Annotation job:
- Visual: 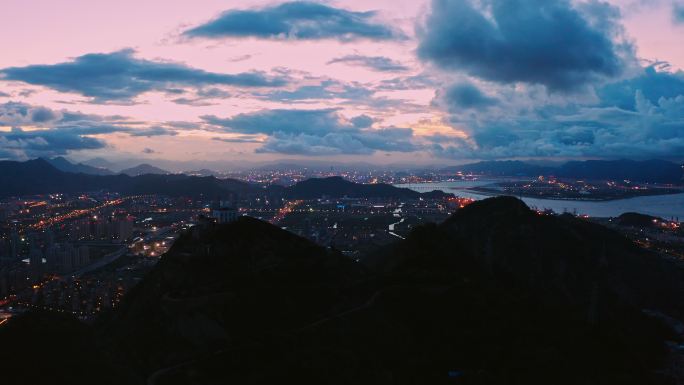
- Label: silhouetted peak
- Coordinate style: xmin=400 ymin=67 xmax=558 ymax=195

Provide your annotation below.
xmin=617 ymin=212 xmax=662 ymax=227
xmin=446 ymin=195 xmax=532 ymax=225
xmin=27 ymin=157 xmax=58 ymax=168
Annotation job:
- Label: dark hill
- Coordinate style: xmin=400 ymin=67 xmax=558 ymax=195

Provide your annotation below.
xmin=440 ymin=197 xmax=684 ymax=316
xmin=617 ymin=212 xmax=663 ymax=227
xmin=284 ymin=176 xmax=451 ymax=199
xmin=0 ymin=159 xmax=256 ymax=198
xmin=103 ymin=216 xmax=365 ymax=374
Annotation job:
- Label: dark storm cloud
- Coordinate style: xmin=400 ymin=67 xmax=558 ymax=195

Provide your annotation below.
xmin=327 ymin=55 xmax=409 ymax=72
xmin=598 ymin=65 xmax=684 ymax=110
xmin=202 ymin=109 xmax=416 ymax=155
xmin=0 ymin=49 xmax=287 ymax=103
xmin=0 ymin=102 xmax=181 ymax=159
xmin=183 ymin=2 xmax=403 ymax=41
xmin=350 ymin=114 xmax=374 ymax=128
xmin=417 ymin=0 xmax=628 ymax=91
xmin=0 ymin=127 xmax=106 ymax=159
xmin=442 ymin=82 xmax=499 ymax=109
xmin=430 ymin=78 xmax=684 ymax=160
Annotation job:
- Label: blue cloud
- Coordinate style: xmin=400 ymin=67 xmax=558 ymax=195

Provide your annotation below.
xmin=377 ymin=74 xmax=438 ymax=91
xmin=431 ymin=85 xmax=684 ymax=160
xmin=212 ymin=136 xmax=263 ymax=144
xmin=350 ymin=114 xmax=374 ymax=128
xmin=0 ymin=50 xmax=286 ymax=103
xmin=442 ymin=82 xmax=498 ymax=109
xmin=598 ymin=65 xmax=684 ymax=110
xmin=261 ymin=80 xmax=373 ymax=102
xmin=675 ymin=3 xmax=684 ymax=23
xmin=327 ymin=55 xmax=409 ymax=72
xmin=203 ymin=109 xmax=416 ymax=155
xmin=0 ymin=127 xmax=106 ymax=159
xmin=0 ymin=102 xmax=57 ymax=125
xmin=417 ymin=0 xmax=628 ymax=91
xmin=0 ymin=102 xmax=179 ymax=159
xmin=203 ymin=108 xmax=350 ymax=136
xmin=128 ymin=126 xmax=178 ymax=137
xmin=184 ymin=2 xmax=402 ymax=41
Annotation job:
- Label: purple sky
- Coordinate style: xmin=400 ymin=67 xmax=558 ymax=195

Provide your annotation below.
xmin=1 ymin=0 xmax=683 ymax=167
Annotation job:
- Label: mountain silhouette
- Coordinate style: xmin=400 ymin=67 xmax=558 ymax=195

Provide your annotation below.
xmin=0 ymin=159 xmax=254 ymax=198
xmin=3 ymin=197 xmax=682 ymax=384
xmin=45 ymin=156 xmax=115 ymax=175
xmin=119 ymin=164 xmax=170 ymax=176
xmin=284 ymin=176 xmax=451 ymax=199
xmin=449 ymin=159 xmax=683 ymax=183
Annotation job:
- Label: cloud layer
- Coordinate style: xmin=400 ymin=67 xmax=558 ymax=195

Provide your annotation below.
xmin=675 ymin=2 xmax=684 ymax=23
xmin=430 ymin=67 xmax=684 ymax=159
xmin=0 ymin=102 xmax=179 ymax=159
xmin=418 ymin=0 xmax=630 ymax=91
xmin=0 ymin=50 xmax=286 ymax=103
xmin=327 ymin=55 xmax=409 ymax=72
xmin=184 ymin=2 xmax=402 ymax=41
xmin=203 ymin=109 xmax=416 ymax=155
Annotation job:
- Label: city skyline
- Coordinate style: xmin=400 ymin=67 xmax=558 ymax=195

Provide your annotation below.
xmin=1 ymin=0 xmax=684 ymax=165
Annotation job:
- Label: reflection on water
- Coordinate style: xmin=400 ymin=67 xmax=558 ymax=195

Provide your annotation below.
xmin=398 ymin=181 xmax=684 ymax=219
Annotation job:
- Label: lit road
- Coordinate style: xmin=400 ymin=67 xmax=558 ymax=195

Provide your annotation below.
xmin=29 ymin=198 xmax=125 ymax=230
xmin=388 ymin=204 xmax=406 ymax=240
xmin=0 ymin=310 xmax=12 ymax=327
xmin=270 ymin=200 xmax=303 ymax=224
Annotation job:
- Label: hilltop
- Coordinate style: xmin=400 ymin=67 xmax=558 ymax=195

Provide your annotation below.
xmin=45 ymin=156 xmax=115 ymax=175
xmin=119 ymin=164 xmax=170 ymax=176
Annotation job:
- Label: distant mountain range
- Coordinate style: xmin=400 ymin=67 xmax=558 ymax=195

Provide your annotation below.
xmin=119 ymin=164 xmax=170 ymax=176
xmin=282 ymin=176 xmax=451 ymax=199
xmin=3 ymin=197 xmax=680 ymax=384
xmin=45 ymin=157 xmax=170 ymax=177
xmin=0 ymin=160 xmax=449 ymax=200
xmin=448 ymin=159 xmax=684 ymax=183
xmin=45 ymin=157 xmax=114 ymax=176
xmin=0 ymin=159 xmax=253 ymax=198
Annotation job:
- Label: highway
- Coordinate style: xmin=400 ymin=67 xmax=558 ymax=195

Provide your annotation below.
xmin=70 ymin=226 xmax=176 ymax=278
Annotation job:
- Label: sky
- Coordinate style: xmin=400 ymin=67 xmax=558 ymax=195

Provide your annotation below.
xmin=0 ymin=0 xmax=683 ymax=168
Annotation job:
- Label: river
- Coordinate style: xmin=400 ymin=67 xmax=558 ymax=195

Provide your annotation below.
xmin=397 ymin=180 xmax=684 ymax=220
